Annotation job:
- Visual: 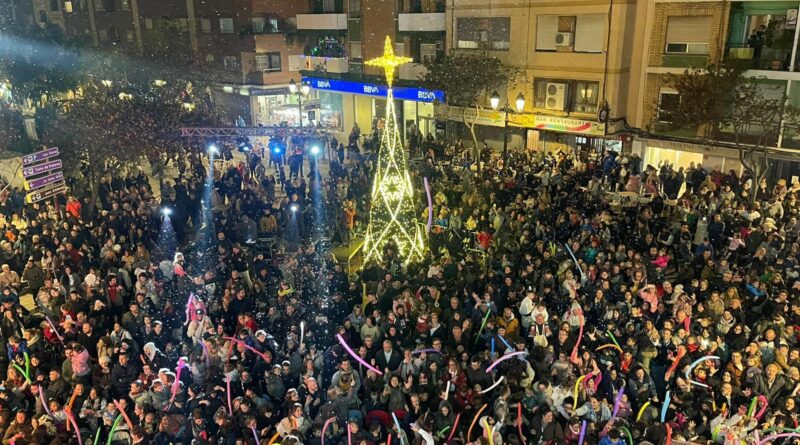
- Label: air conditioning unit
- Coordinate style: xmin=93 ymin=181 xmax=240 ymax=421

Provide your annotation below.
xmin=555 ymin=32 xmax=573 ymax=47
xmin=545 ymin=82 xmax=567 ymax=111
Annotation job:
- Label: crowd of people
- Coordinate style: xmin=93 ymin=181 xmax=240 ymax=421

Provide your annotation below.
xmin=0 ymin=135 xmax=798 ymax=445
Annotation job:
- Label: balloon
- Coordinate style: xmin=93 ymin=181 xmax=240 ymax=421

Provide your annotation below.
xmin=337 ymin=334 xmax=383 ymax=375
xmin=486 ymin=351 xmax=529 ymax=372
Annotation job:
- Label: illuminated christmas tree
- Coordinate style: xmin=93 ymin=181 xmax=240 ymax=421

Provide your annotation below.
xmin=362 ymin=36 xmax=425 ymax=264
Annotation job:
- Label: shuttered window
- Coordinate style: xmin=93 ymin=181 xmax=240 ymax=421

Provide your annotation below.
xmin=665 ymin=16 xmax=711 ymax=53
xmin=574 ymin=14 xmax=605 ymax=53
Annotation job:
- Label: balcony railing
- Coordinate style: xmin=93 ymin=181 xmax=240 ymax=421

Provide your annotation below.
xmin=726 ymin=43 xmax=796 ymax=72
xmin=661 ymin=53 xmax=708 ymax=68
xmin=289 ymin=55 xmax=348 ymax=73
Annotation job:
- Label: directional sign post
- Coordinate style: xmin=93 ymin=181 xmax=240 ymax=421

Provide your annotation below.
xmin=22 ymin=147 xmax=65 ymax=210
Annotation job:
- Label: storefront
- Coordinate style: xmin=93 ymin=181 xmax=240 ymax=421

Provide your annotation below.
xmin=633 ymin=138 xmax=744 ymax=173
xmin=435 ymin=105 xmax=624 ymax=159
xmin=302 ymin=76 xmax=444 ymax=142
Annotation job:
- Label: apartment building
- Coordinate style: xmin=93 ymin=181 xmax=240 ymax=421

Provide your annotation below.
xmin=297 ymin=0 xmax=447 ymax=139
xmin=633 ymin=0 xmax=800 ymax=178
xmin=442 ymin=0 xmax=643 ymax=154
xmin=26 ymin=0 xmax=308 ymax=125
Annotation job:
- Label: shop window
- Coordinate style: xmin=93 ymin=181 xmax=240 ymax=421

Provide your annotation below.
xmin=219 ymin=18 xmax=234 ymax=34
xmin=126 ymin=30 xmax=134 ymax=42
xmin=456 ymin=17 xmax=510 ymax=51
xmin=144 ymin=18 xmax=153 ymax=30
xmin=49 ymin=0 xmax=59 ymax=12
xmin=255 ymin=53 xmax=281 ymax=72
xmin=205 ymin=54 xmax=215 ymax=63
xmin=573 ymin=81 xmax=599 ymax=113
xmin=224 ymin=56 xmax=240 ymax=70
xmin=657 ymin=91 xmax=680 ymax=122
xmin=64 ymin=1 xmax=73 ymax=12
xmin=665 ymin=16 xmax=711 ymax=54
xmin=201 ymin=18 xmax=211 ymax=33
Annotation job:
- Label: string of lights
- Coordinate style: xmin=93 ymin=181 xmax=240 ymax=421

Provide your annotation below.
xmin=362 ymin=37 xmax=426 ymax=265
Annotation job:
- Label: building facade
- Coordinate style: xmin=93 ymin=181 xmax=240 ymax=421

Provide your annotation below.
xmin=297 ymin=0 xmax=447 ymax=140
xmin=441 ymin=0 xmax=643 ymax=155
xmin=633 ymin=0 xmax=800 ymax=180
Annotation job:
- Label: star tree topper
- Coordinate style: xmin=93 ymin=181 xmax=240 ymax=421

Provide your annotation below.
xmin=365 ymin=36 xmax=412 ymax=87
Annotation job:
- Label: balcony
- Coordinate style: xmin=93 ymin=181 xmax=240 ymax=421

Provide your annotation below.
xmin=399 ymin=62 xmax=428 ymax=81
xmin=295 ymin=14 xmax=347 ymax=30
xmin=661 ymin=54 xmax=708 ymax=68
xmin=289 ymin=55 xmax=349 ymax=73
xmin=727 ymin=44 xmax=796 ymax=72
xmin=398 ymin=13 xmax=445 ymax=32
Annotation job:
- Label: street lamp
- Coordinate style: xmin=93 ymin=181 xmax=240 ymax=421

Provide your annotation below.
xmin=289 ymin=79 xmax=310 ymax=128
xmin=490 ymin=90 xmax=525 ymax=170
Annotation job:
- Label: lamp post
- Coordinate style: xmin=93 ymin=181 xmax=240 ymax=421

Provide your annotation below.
xmin=490 ymin=90 xmax=525 ymax=170
xmin=289 ymin=79 xmax=311 ymax=129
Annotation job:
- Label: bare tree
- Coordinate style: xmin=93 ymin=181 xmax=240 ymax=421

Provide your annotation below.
xmin=422 ymin=51 xmax=524 ymax=172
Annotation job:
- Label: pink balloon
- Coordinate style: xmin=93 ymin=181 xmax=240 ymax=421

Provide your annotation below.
xmin=337 ymin=334 xmax=383 ymax=375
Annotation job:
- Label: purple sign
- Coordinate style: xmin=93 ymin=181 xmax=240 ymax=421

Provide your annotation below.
xmin=22 ymin=147 xmax=59 ymax=166
xmin=22 ymin=160 xmax=62 ymax=178
xmin=25 ymin=171 xmax=64 ymax=191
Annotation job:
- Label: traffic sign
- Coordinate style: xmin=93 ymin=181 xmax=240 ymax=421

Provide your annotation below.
xmin=22 ymin=147 xmax=59 ymax=166
xmin=24 ymin=171 xmax=64 ymax=191
xmin=25 ymin=182 xmax=66 ymax=204
xmin=22 ymin=160 xmax=62 ymax=178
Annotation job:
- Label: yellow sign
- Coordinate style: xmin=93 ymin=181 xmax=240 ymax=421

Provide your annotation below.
xmin=529 ymin=115 xmax=606 ymax=136
xmin=435 ymin=105 xmax=605 ymax=136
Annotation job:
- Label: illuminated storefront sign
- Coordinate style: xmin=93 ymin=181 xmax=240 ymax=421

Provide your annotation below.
xmin=303 ymin=77 xmax=445 ymax=103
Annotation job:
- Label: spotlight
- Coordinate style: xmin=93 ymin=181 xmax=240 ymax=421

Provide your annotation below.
xmin=161 ymin=208 xmax=173 ymax=216
xmin=273 ymin=147 xmax=282 ymax=154
xmin=237 ymin=137 xmax=252 ymax=153
xmin=310 ymin=145 xmax=320 ymax=156
xmin=207 ymin=144 xmax=219 ymax=155
xmin=290 ymin=204 xmax=299 ymax=213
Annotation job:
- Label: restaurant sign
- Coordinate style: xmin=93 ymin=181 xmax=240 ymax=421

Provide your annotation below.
xmin=532 ymin=115 xmax=606 ymax=136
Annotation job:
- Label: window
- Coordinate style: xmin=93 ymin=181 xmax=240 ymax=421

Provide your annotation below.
xmin=665 ymin=43 xmax=709 ymax=54
xmin=175 ymin=18 xmax=188 ymax=33
xmin=201 ymin=18 xmax=211 ymax=33
xmin=657 ymin=90 xmax=680 ymax=122
xmin=456 ymin=17 xmax=510 ymax=50
xmin=219 ymin=18 xmax=234 ymax=34
xmin=349 ymin=0 xmax=361 ymax=17
xmin=224 ymin=56 xmax=240 ymax=70
xmin=144 ymin=18 xmax=153 ymax=29
xmin=665 ymin=16 xmax=711 ymax=54
xmin=108 ymin=26 xmax=119 ymax=42
xmin=64 ymin=1 xmax=73 ymax=12
xmin=537 ymin=15 xmax=602 ymax=52
xmin=269 ymin=18 xmax=279 ymax=32
xmin=98 ymin=29 xmax=108 ymax=41
xmin=126 ymin=30 xmax=134 ymax=42
xmin=120 ymin=0 xmax=129 ymax=10
xmin=349 ymin=41 xmax=362 ymax=59
xmin=205 ymin=54 xmax=215 ymax=63
xmin=575 ymin=15 xmax=605 ymax=53
xmin=49 ymin=0 xmax=59 ymax=12
xmin=573 ymin=80 xmax=599 ymax=113
xmin=255 ymin=52 xmax=281 ymax=72
xmin=252 ymin=17 xmax=265 ymax=33
xmin=420 ymin=43 xmax=437 ymax=64
xmin=533 ymin=78 xmax=599 ymax=113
